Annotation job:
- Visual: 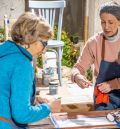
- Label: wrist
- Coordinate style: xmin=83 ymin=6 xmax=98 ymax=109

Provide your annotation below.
xmin=107 ymin=79 xmax=119 ymax=90
xmin=74 ymin=73 xmax=80 ymax=83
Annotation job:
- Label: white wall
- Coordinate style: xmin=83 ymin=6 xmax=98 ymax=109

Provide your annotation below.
xmin=0 ymin=0 xmax=25 ymax=27
xmin=88 ymin=0 xmax=95 ymax=37
xmin=0 ymin=0 xmax=120 ymax=38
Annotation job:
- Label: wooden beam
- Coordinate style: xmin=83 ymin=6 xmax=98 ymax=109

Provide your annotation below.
xmin=25 ymin=0 xmax=29 ymax=11
xmin=84 ymin=0 xmax=89 ymax=42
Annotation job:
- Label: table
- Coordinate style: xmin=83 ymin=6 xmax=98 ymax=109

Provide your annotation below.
xmin=29 ymin=110 xmax=118 ymax=129
xmin=36 ymin=81 xmax=94 ymax=112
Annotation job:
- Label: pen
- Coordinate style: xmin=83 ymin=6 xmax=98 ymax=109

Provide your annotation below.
xmin=49 ymin=113 xmax=59 ymax=129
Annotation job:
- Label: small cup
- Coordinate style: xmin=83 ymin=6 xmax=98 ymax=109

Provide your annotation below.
xmin=53 ymin=98 xmax=61 ymax=112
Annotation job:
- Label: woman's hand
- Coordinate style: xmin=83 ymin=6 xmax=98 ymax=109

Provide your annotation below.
xmin=34 ymin=96 xmax=61 ymax=112
xmin=98 ymin=82 xmax=112 ymax=93
xmin=48 ymin=98 xmax=61 ymax=113
xmin=75 ymin=74 xmax=92 ymax=89
xmin=34 ymin=95 xmax=49 ymax=105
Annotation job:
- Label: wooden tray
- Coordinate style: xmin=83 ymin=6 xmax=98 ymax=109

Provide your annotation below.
xmin=51 ymin=110 xmax=118 ymax=129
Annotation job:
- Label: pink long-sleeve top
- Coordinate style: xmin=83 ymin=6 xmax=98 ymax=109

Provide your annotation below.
xmin=71 ymin=32 xmax=120 ymax=90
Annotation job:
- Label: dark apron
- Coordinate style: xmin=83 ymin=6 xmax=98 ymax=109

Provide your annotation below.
xmin=95 ymin=60 xmax=120 ymax=110
xmin=95 ymin=36 xmax=120 ymax=110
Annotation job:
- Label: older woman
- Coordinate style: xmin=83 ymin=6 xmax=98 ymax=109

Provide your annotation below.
xmin=0 ymin=12 xmax=59 ymax=129
xmin=71 ymin=1 xmax=120 ymax=110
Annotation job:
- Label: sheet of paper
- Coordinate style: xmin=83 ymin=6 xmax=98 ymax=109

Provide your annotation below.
xmin=56 ymin=116 xmax=115 ymax=128
xmin=29 ymin=118 xmax=51 ymax=126
xmin=67 ymin=83 xmax=94 ymax=98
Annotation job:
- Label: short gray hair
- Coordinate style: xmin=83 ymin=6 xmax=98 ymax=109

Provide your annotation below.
xmin=99 ymin=1 xmax=120 ymax=20
xmin=11 ymin=12 xmax=53 ymax=45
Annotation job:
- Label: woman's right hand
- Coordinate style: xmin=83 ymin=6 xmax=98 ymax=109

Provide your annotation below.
xmin=48 ymin=98 xmax=61 ymax=113
xmin=75 ymin=74 xmax=92 ymax=89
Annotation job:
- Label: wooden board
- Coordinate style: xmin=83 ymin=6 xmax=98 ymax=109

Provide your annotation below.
xmin=28 ymin=117 xmax=54 ymax=129
xmin=28 ymin=110 xmax=119 ymax=129
xmin=51 ymin=110 xmax=118 ymax=129
xmin=36 ymin=82 xmax=94 ymax=112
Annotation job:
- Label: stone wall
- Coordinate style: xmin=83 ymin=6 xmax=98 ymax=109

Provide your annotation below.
xmin=0 ymin=0 xmax=25 ymax=27
xmin=0 ymin=0 xmax=120 ymax=40
xmin=63 ymin=0 xmax=85 ymax=40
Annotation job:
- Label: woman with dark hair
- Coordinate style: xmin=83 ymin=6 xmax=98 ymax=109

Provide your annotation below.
xmin=71 ymin=1 xmax=120 ymax=110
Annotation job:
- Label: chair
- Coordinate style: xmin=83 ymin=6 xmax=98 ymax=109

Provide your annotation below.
xmin=29 ymin=0 xmax=66 ymax=86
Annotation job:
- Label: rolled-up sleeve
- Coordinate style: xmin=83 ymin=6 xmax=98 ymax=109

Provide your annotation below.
xmin=71 ymin=39 xmax=95 ymax=83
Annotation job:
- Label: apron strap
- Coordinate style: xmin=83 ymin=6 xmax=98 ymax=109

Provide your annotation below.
xmin=0 ymin=116 xmax=10 ymax=122
xmin=101 ymin=36 xmax=105 ymax=60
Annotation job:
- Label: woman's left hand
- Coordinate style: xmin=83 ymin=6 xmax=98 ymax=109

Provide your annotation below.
xmin=98 ymin=82 xmax=112 ymax=93
xmin=34 ymin=96 xmax=49 ymax=105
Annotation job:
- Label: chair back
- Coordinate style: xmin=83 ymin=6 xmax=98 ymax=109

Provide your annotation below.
xmin=29 ymin=0 xmax=66 ymax=41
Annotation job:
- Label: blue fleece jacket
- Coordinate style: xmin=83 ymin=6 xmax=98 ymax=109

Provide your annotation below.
xmin=0 ymin=40 xmax=50 ymax=129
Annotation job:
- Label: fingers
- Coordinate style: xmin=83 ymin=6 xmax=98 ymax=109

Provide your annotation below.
xmin=81 ymin=80 xmax=90 ymax=88
xmin=33 ymin=99 xmax=39 ymax=105
xmin=75 ymin=78 xmax=85 ymax=88
xmin=83 ymin=79 xmax=92 ymax=87
xmin=87 ymin=80 xmax=92 ymax=86
xmin=36 ymin=96 xmax=49 ymax=104
xmin=98 ymin=83 xmax=111 ymax=93
xmin=75 ymin=75 xmax=92 ymax=89
xmin=41 ymin=98 xmax=49 ymax=103
xmin=98 ymin=87 xmax=108 ymax=93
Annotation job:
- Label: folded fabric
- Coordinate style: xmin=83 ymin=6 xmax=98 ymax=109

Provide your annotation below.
xmin=94 ymin=85 xmax=109 ymax=104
